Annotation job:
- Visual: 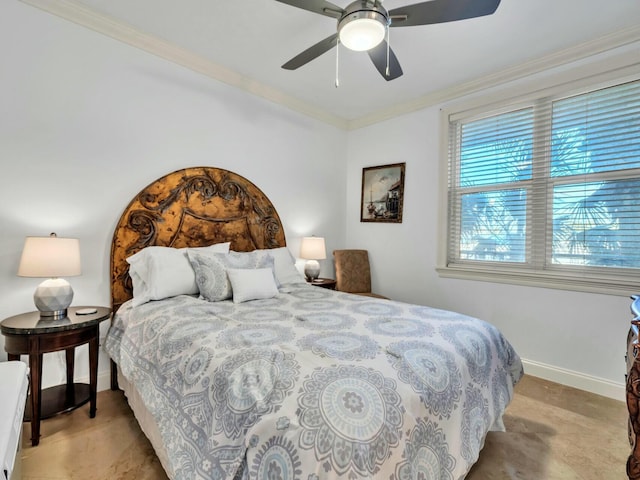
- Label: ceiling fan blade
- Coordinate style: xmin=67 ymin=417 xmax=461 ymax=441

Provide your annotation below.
xmin=368 ymin=41 xmax=403 ymax=81
xmin=389 ymin=0 xmax=500 ymax=27
xmin=282 ymin=33 xmax=339 ymax=70
xmin=274 ymin=0 xmax=344 ymax=19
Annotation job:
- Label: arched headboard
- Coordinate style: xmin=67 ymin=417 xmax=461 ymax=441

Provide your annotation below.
xmin=110 ymin=166 xmax=286 ymax=312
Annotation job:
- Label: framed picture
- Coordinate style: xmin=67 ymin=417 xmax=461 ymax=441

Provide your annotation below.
xmin=360 ymin=163 xmax=405 ymax=223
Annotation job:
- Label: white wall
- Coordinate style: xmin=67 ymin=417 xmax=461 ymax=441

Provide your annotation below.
xmin=0 ymin=1 xmax=346 ymax=388
xmin=346 ymin=45 xmax=640 ymax=400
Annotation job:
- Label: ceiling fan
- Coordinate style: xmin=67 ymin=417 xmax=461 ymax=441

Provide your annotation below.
xmin=275 ymin=0 xmax=501 ymax=81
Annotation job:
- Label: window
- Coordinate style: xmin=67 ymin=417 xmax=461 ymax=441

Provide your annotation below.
xmin=442 ymin=79 xmax=640 ymax=294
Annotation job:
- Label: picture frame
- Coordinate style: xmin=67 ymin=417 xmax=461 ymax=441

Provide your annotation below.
xmin=360 ymin=163 xmax=405 ymax=223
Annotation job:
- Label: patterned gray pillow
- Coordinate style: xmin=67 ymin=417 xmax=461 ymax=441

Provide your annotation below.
xmin=187 ymin=250 xmax=276 ymax=302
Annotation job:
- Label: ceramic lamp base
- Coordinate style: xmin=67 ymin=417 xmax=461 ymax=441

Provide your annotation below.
xmin=34 ymin=278 xmax=73 ymax=319
xmin=304 ymin=260 xmax=320 ymax=282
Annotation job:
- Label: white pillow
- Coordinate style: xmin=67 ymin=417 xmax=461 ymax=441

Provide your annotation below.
xmin=127 ymin=242 xmax=230 ymax=306
xmin=227 ymin=268 xmax=279 ymax=303
xmin=188 ymin=250 xmax=276 ymax=302
xmin=245 ymin=247 xmax=306 ymax=285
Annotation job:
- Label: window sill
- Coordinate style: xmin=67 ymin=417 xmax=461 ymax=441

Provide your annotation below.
xmin=436 ymin=264 xmax=640 ymax=296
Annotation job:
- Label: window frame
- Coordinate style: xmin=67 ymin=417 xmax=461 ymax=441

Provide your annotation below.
xmin=437 ymin=67 xmax=640 ymax=296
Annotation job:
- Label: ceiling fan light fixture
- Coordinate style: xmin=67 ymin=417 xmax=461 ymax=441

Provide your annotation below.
xmin=338 ymin=11 xmax=387 ymax=51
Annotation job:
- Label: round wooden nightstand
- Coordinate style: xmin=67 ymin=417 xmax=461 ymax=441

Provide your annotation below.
xmin=309 ymin=278 xmax=337 ymax=290
xmin=0 ymin=306 xmax=111 ymax=446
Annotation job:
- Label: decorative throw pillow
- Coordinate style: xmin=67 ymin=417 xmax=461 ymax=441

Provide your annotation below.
xmin=127 ymin=242 xmax=230 ymax=306
xmin=249 ymin=247 xmax=306 ymax=285
xmin=227 ymin=268 xmax=279 ymax=303
xmin=188 ymin=250 xmax=276 ymax=302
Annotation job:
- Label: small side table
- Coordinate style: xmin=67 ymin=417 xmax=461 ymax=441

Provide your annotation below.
xmin=0 ymin=306 xmax=111 ymax=446
xmin=310 ymin=278 xmax=337 ymax=290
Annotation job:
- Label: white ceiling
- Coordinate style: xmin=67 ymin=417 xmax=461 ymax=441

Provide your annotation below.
xmin=24 ymin=0 xmax=640 ymax=128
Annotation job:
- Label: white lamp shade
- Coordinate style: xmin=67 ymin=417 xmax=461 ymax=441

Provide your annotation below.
xmin=300 ymin=237 xmax=326 ymax=260
xmin=339 ymin=17 xmax=386 ymax=51
xmin=17 ymin=236 xmax=81 ymax=278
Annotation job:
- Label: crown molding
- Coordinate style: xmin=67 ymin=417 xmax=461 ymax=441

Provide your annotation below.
xmin=347 ymin=24 xmax=640 ymax=130
xmin=19 ymin=0 xmax=349 ymax=130
xmin=19 ymin=0 xmax=640 ymax=131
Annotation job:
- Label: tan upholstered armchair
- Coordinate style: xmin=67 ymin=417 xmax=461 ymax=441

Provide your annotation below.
xmin=333 ymin=249 xmax=388 ymax=299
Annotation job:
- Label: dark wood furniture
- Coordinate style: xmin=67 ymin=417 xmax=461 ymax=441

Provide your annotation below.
xmin=110 ymin=166 xmax=286 ymax=313
xmin=1 ymin=306 xmax=111 ymax=446
xmin=309 ymin=278 xmax=337 ymax=289
xmin=628 ymin=294 xmax=640 ymax=479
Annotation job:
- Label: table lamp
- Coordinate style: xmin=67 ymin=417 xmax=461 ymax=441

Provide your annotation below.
xmin=300 ymin=236 xmax=326 ymax=282
xmin=17 ymin=233 xmax=81 ymax=319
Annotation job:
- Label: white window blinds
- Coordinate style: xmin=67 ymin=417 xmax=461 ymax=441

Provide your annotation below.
xmin=445 ymin=79 xmax=640 ymax=292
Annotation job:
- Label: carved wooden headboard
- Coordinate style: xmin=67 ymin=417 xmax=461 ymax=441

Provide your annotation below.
xmin=110 ymin=166 xmax=286 ymax=312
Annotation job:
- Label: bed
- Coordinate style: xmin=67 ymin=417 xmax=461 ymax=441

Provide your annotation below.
xmin=105 ymin=166 xmax=524 ymax=480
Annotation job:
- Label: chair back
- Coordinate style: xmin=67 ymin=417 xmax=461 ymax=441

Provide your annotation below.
xmin=333 ymin=249 xmax=372 ymax=294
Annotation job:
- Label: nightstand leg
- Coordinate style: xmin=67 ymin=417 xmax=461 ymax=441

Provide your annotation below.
xmin=28 ymin=352 xmax=43 ymax=446
xmin=88 ymin=330 xmax=98 ymax=418
xmin=65 ymin=348 xmax=75 ymax=406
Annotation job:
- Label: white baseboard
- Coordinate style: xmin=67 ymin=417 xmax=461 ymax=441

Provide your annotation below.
xmin=522 ymin=358 xmax=625 ymax=402
xmin=97 ymin=370 xmax=112 ymax=392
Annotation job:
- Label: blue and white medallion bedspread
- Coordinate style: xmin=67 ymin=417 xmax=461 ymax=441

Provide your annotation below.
xmin=105 ymin=285 xmax=523 ymax=480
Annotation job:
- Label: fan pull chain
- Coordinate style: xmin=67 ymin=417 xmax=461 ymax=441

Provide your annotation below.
xmin=385 ymin=25 xmax=390 ymax=77
xmin=335 ymin=39 xmax=340 ymax=88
